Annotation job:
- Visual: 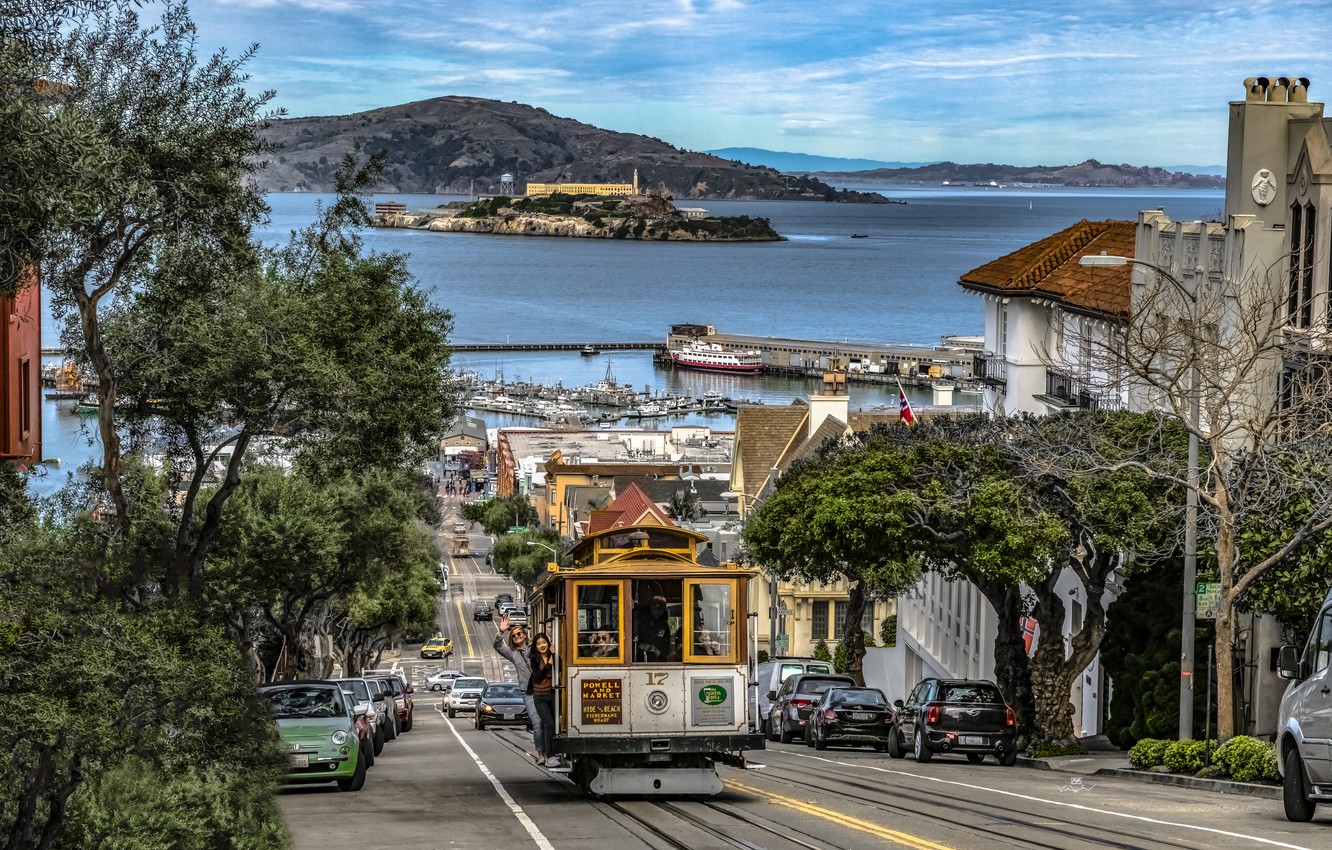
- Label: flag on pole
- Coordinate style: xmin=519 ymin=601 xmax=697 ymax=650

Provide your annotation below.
xmin=897 ymin=380 xmax=916 ymax=426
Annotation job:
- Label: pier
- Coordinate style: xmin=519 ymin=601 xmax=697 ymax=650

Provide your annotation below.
xmin=452 ymin=342 xmax=658 ymax=353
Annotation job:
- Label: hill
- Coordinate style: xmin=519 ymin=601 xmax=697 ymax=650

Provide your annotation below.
xmin=253 ymin=97 xmax=885 ymax=202
xmin=704 ymin=147 xmax=934 ymax=173
xmin=813 ymin=159 xmax=1224 ymax=189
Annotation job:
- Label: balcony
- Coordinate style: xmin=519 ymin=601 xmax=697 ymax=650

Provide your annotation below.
xmin=972 ymin=353 xmax=1007 ymax=387
xmin=1035 ymin=369 xmax=1123 ymax=411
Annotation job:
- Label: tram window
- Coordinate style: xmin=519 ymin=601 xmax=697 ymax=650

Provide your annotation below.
xmin=688 ymin=582 xmax=732 ymax=658
xmin=632 ymin=579 xmax=682 ymax=662
xmin=575 ymin=583 xmax=622 ymax=661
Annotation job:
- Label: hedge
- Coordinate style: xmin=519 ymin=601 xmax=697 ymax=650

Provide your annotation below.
xmin=1127 ymin=736 xmax=1279 ymax=783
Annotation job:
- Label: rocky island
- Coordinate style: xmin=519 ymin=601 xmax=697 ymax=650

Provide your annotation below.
xmin=374 ymin=192 xmax=784 ymax=242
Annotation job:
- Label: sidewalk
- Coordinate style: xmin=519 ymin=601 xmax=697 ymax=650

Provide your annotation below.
xmin=1017 ymin=737 xmax=1281 ymax=800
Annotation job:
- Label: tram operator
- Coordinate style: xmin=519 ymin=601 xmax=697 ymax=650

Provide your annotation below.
xmin=635 ymin=588 xmax=675 ymax=661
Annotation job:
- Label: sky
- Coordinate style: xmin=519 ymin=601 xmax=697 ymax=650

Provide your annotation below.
xmin=190 ymin=0 xmax=1332 ymax=169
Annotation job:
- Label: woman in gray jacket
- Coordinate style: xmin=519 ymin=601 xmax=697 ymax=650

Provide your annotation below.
xmin=493 ymin=613 xmax=544 ymax=762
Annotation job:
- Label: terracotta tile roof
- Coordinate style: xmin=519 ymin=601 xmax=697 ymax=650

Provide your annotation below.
xmin=585 ymin=482 xmax=675 ymax=533
xmin=958 ymin=219 xmax=1136 ymax=318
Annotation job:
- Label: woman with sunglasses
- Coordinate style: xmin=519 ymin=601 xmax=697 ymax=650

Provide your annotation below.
xmin=494 ymin=613 xmax=548 ymax=764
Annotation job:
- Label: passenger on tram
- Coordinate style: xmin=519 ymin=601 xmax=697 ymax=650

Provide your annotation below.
xmin=634 ymin=591 xmax=675 ymax=661
xmin=493 ymin=615 xmax=549 ymax=765
xmin=528 ymin=631 xmax=560 ymax=768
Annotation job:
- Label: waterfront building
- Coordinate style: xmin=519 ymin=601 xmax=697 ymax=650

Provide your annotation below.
xmin=439 ymin=415 xmax=488 ymax=458
xmin=914 ymin=75 xmax=1331 ymax=739
xmin=525 ymin=169 xmax=640 ymax=198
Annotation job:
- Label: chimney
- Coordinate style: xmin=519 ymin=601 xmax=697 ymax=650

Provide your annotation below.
xmin=806 ymin=366 xmax=850 ymax=439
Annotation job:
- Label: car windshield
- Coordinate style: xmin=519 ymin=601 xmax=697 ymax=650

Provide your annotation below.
xmin=829 ymin=689 xmax=887 ymax=706
xmin=798 ymin=679 xmax=849 ymax=696
xmin=262 ymin=686 xmax=345 ymax=718
xmin=483 ymin=684 xmax=522 ymax=698
xmin=941 ymin=684 xmax=1004 ymax=704
xmin=455 ymin=678 xmax=486 ymax=689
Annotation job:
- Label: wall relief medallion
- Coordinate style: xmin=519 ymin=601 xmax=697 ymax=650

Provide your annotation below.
xmin=1251 ymin=168 xmax=1278 ymax=206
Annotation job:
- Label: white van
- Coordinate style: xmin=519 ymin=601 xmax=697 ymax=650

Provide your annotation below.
xmin=754 ymin=657 xmax=835 ymax=735
xmin=1276 ymin=587 xmax=1332 ymax=821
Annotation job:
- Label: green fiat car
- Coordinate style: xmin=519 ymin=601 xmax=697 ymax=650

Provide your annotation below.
xmin=259 ymin=681 xmax=369 ymax=791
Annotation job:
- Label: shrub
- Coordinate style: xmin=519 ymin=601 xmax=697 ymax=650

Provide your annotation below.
xmin=879 ymin=615 xmax=897 ymax=647
xmin=1030 ymin=740 xmax=1088 ymax=758
xmin=811 ymin=639 xmax=831 ymax=663
xmin=1128 ymin=738 xmax=1170 ymax=768
xmin=1162 ymin=739 xmax=1214 ymax=773
xmin=1212 ymin=736 xmax=1279 ymax=783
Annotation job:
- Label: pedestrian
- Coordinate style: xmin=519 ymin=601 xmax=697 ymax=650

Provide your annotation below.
xmin=528 ymin=631 xmax=560 ymax=768
xmin=493 ymin=614 xmax=544 ymax=764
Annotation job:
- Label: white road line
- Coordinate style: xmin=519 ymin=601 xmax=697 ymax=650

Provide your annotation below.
xmin=438 ymin=705 xmax=555 ymax=850
xmin=788 ymin=752 xmax=1315 ymax=850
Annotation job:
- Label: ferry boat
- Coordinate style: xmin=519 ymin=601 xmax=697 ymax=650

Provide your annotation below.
xmin=667 ymin=339 xmax=763 ymax=374
xmin=580 ymin=345 xmax=600 ymax=356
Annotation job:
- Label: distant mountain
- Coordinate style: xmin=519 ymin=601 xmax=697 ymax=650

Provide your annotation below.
xmin=705 ymin=147 xmax=933 ymax=174
xmin=811 ymin=159 xmax=1225 ymax=189
xmin=252 ymin=97 xmax=886 ymax=202
xmin=1162 ymin=164 xmax=1226 ymax=177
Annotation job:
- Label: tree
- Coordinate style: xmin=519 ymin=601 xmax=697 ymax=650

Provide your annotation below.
xmin=491 ymin=530 xmax=564 ymax=588
xmin=1072 ymin=257 xmax=1332 ymax=739
xmin=463 ymin=494 xmax=539 ymax=537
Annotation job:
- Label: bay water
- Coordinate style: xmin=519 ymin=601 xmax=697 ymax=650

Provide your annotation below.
xmin=32 ymin=186 xmax=1223 ymax=499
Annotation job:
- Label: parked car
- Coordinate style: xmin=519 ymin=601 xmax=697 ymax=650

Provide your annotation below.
xmin=494 ymin=592 xmax=514 ymax=608
xmin=805 ymin=686 xmax=895 ymax=751
xmin=755 ymin=657 xmax=835 ymax=735
xmin=336 ymin=677 xmax=386 ymax=758
xmin=420 ymin=636 xmax=454 ymax=659
xmin=768 ymin=673 xmax=855 ymax=743
xmin=365 ymin=670 xmax=414 ymax=733
xmin=426 ymin=668 xmax=467 ymax=692
xmin=258 ymin=681 xmax=368 ymax=791
xmin=475 ymin=683 xmax=533 ymax=731
xmin=445 ymin=677 xmax=488 ymax=718
xmin=1276 ymin=586 xmax=1332 ymax=821
xmin=363 ymin=676 xmax=399 ymax=741
xmin=890 ymin=678 xmax=1018 ymax=765
xmin=473 ymin=602 xmax=493 ymax=622
xmin=506 ymin=606 xmax=528 ymax=627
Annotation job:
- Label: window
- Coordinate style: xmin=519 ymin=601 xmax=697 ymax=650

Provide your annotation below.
xmin=631 ymin=578 xmax=681 ymax=661
xmin=998 ymin=305 xmax=1009 ymax=356
xmin=1287 ymin=204 xmax=1318 ymax=328
xmin=575 ymin=582 xmax=622 ymax=662
xmin=1304 ymin=609 xmax=1332 ymax=675
xmin=685 ymin=580 xmax=733 ymax=660
xmin=861 ymin=605 xmax=875 ymax=634
xmin=834 ymin=601 xmax=848 ymax=636
xmin=19 ymin=357 xmax=31 ymax=440
xmin=810 ymin=601 xmax=829 ymax=640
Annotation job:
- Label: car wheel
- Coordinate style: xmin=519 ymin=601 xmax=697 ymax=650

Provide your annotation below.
xmin=336 ymin=751 xmax=367 ymax=792
xmin=805 ymin=726 xmax=816 ymax=748
xmin=372 ymin=726 xmax=384 ymax=757
xmin=814 ymin=728 xmax=827 ymax=751
xmin=384 ymin=714 xmax=398 ymax=741
xmin=363 ymin=740 xmax=375 ymax=768
xmin=767 ymin=717 xmax=779 ymax=742
xmin=476 ymin=719 xmax=485 ymax=731
xmin=1284 ymin=749 xmax=1318 ymax=822
xmin=886 ymin=725 xmax=904 ymax=759
xmin=448 ymin=706 xmax=456 ymax=719
xmin=967 ymin=753 xmax=985 ymax=765
xmin=431 ymin=684 xmax=441 ymax=692
xmin=999 ymin=746 xmax=1018 ymax=767
xmin=403 ymin=711 xmax=413 ymax=733
xmin=779 ymin=721 xmax=795 ymax=744
xmin=912 ymin=729 xmax=933 ymax=763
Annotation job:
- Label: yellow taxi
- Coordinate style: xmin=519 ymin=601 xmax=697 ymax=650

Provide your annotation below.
xmin=419 ymin=637 xmax=454 ymax=659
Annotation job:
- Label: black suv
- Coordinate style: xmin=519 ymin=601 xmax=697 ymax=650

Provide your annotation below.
xmin=768 ymin=673 xmax=855 ymax=743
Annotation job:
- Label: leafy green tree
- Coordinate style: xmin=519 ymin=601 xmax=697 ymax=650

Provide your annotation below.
xmin=811 ymin=639 xmax=832 ymax=663
xmin=492 ymin=530 xmax=565 ymax=588
xmin=463 ymin=494 xmax=539 ymax=537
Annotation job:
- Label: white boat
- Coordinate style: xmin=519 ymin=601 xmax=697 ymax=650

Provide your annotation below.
xmin=668 ymin=339 xmax=763 ymax=374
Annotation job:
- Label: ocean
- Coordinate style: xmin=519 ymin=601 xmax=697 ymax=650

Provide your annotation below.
xmin=31 ymin=185 xmax=1224 ymax=500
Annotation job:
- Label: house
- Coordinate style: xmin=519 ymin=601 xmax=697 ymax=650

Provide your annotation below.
xmin=1 ymin=262 xmax=41 ymax=468
xmin=440 ymin=414 xmax=488 ymax=458
xmin=908 ymin=75 xmax=1331 ymax=738
xmin=729 ymin=371 xmax=902 ymax=658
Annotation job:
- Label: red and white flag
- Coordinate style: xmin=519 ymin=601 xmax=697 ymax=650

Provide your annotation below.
xmin=898 ymin=381 xmax=916 ymax=426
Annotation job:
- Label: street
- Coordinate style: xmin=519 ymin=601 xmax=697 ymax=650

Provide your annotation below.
xmin=278 ymin=495 xmax=1331 ymax=849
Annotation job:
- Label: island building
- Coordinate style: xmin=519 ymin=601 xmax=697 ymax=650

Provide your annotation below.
xmin=525 ymin=168 xmax=640 ymax=198
xmin=905 ymin=75 xmax=1330 ymax=740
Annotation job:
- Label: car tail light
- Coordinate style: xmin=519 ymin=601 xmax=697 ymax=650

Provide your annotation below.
xmin=1005 ymin=707 xmax=1016 ymax=728
xmin=822 ymin=708 xmax=838 ymax=722
xmin=926 ymin=704 xmax=940 ymax=725
xmin=791 ymin=698 xmax=813 ymax=709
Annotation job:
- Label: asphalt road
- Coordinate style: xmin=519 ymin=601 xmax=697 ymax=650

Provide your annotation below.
xmin=280 ymin=497 xmax=1332 ymax=849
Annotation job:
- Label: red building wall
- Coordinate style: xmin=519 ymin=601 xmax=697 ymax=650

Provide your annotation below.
xmin=1 ymin=265 xmax=42 ymax=467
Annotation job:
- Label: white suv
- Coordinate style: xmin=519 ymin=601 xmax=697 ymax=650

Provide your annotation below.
xmin=507 ymin=607 xmax=529 ymax=627
xmin=445 ymin=677 xmax=488 ymax=718
xmin=1276 ymin=587 xmax=1332 ymax=821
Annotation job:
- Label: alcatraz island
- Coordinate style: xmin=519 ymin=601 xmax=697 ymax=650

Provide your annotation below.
xmin=373 ymin=171 xmax=784 ymax=242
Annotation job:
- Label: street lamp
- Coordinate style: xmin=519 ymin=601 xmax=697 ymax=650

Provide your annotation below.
xmin=1081 ymin=252 xmax=1201 ymax=740
xmin=526 ymin=540 xmax=560 ymax=560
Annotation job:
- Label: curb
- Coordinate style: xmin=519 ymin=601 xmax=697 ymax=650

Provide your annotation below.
xmin=1090 ymin=767 xmax=1282 ymax=799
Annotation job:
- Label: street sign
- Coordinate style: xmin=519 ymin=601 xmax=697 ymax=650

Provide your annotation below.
xmin=775 ymin=634 xmax=789 ymax=654
xmin=508 ymin=526 xmax=527 ymax=533
xmin=1196 ymin=581 xmax=1220 ymax=620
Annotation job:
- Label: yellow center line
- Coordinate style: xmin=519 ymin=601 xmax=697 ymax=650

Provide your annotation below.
xmin=726 ymin=780 xmax=956 ymax=850
xmin=454 ymin=579 xmax=476 ymax=658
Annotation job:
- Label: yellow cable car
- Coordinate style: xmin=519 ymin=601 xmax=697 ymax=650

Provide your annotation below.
xmin=527 ymin=522 xmax=764 ymax=796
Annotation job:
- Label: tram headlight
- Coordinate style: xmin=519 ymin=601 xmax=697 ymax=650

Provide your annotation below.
xmin=645 ymin=690 xmax=670 ymax=715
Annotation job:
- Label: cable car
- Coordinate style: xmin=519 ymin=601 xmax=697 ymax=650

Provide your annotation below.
xmin=527 ymin=522 xmax=764 ymax=796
